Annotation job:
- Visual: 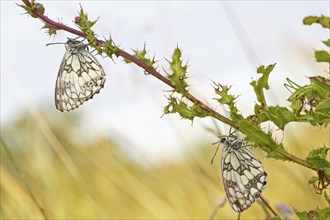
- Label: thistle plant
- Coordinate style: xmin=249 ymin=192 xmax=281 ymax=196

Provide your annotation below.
xmin=18 ymin=1 xmax=329 ymax=219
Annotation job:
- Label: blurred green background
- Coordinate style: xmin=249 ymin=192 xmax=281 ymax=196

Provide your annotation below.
xmin=1 ymin=107 xmax=328 ymax=219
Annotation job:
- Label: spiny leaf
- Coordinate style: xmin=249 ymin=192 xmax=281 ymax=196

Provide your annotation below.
xmin=75 ymin=6 xmax=98 ymax=46
xmin=315 ymin=50 xmax=330 ymax=63
xmin=250 ymin=63 xmax=276 ymax=107
xmin=48 ymin=27 xmax=58 ymax=36
xmin=163 ymin=97 xmax=205 ymax=121
xmin=102 ymin=38 xmax=119 ymax=59
xmin=322 ymin=39 xmax=330 ymax=47
xmin=166 ymin=47 xmax=189 ymax=94
xmin=213 ymin=82 xmax=243 ymax=122
xmin=306 ymin=147 xmax=330 ymax=169
xmin=315 ymin=99 xmax=330 ymax=115
xmin=284 ymin=77 xmax=330 ymax=126
xmin=303 ymin=15 xmax=330 ymax=28
xmin=294 ymin=207 xmax=330 ymax=220
xmin=239 ymin=120 xmax=277 ymax=147
xmin=310 ymin=76 xmax=330 ymax=99
xmin=18 ymin=2 xmax=45 ymax=18
xmin=318 ymin=207 xmax=330 ymax=218
xmin=256 ymin=64 xmax=274 ymax=89
xmin=252 ymin=104 xmax=270 ymax=123
xmin=294 ymin=209 xmax=312 ymax=219
xmin=268 ymin=106 xmax=298 ymax=130
xmin=214 ymin=83 xmax=236 ymax=105
xmin=132 ymin=45 xmax=157 ymax=73
xmin=42 ymin=23 xmax=58 ymax=36
xmin=313 ymin=99 xmax=330 ymax=126
xmin=76 ymin=7 xmax=97 ymax=30
xmin=286 ymin=78 xmax=304 ymax=101
xmin=238 ymin=120 xmax=286 ymax=160
xmin=310 ymin=77 xmax=330 ymax=126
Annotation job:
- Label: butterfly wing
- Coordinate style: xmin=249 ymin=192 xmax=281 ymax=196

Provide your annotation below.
xmin=221 ymin=145 xmax=267 ymax=212
xmin=55 ymin=48 xmax=106 ymax=112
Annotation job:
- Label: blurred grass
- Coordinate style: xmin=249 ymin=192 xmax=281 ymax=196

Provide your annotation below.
xmin=1 ymin=109 xmax=328 ymax=219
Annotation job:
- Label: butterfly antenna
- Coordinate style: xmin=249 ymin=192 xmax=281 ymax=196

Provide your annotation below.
xmin=229 ymin=127 xmax=239 ymax=136
xmin=211 ymin=117 xmax=221 ymax=136
xmin=46 ymin=42 xmax=65 ymax=47
xmin=211 ymin=141 xmax=221 ymax=165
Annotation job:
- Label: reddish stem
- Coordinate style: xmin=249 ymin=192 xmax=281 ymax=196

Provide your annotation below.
xmin=21 ymin=0 xmax=236 ymax=128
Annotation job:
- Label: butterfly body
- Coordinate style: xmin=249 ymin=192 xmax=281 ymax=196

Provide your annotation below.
xmin=55 ymin=39 xmax=106 ymax=112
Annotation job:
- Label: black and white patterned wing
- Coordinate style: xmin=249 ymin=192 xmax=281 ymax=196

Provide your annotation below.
xmin=220 ymin=135 xmax=267 ymax=212
xmin=55 ymin=40 xmax=106 ymax=112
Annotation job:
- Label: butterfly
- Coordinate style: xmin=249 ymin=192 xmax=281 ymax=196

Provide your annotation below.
xmin=53 ymin=38 xmax=106 ymax=112
xmin=212 ymin=132 xmax=267 ymax=212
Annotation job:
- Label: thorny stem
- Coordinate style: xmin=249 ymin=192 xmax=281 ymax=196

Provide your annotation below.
xmin=21 ymin=0 xmax=319 ymax=174
xmin=21 ymin=0 xmax=237 ymax=129
xmin=276 ymin=145 xmax=317 ymax=172
xmin=21 ymin=0 xmax=84 ymax=38
xmin=117 ymin=49 xmax=235 ymax=127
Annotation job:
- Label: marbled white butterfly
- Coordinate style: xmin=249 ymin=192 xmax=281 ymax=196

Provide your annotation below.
xmin=51 ymin=38 xmax=106 ymax=112
xmin=212 ymin=132 xmax=267 ymax=212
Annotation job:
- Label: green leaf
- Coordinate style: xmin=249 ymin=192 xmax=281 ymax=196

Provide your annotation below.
xmin=318 ymin=207 xmax=330 ymax=219
xmin=18 ymin=2 xmax=45 ymax=18
xmin=75 ymin=6 xmax=98 ymax=45
xmin=33 ymin=3 xmax=45 ymax=17
xmin=256 ymin=64 xmax=274 ymax=89
xmin=293 ymin=207 xmax=330 ymax=220
xmin=315 ymin=50 xmax=330 ymax=63
xmin=238 ymin=120 xmax=286 ymax=160
xmin=48 ymin=27 xmax=58 ymax=36
xmin=163 ymin=97 xmax=205 ymax=121
xmin=102 ymin=38 xmax=119 ymax=59
xmin=294 ymin=209 xmax=313 ymax=220
xmin=322 ymin=39 xmax=330 ymax=47
xmin=303 ymin=15 xmax=330 ymax=28
xmin=268 ymin=106 xmax=298 ymax=129
xmin=310 ymin=76 xmax=330 ymax=99
xmin=213 ymin=83 xmax=244 ymax=122
xmin=239 ymin=120 xmax=276 ymax=147
xmin=132 ymin=45 xmax=157 ymax=73
xmin=252 ymin=104 xmax=270 ymax=123
xmin=325 ymin=169 xmax=330 ymax=179
xmin=77 ymin=7 xmax=97 ymax=30
xmin=309 ymin=175 xmax=319 ymax=184
xmin=315 ymin=99 xmax=330 ymax=115
xmin=214 ymin=84 xmax=236 ymax=105
xmin=284 ymin=77 xmax=330 ymax=126
xmin=250 ymin=63 xmax=276 ymax=107
xmin=306 ymin=147 xmax=330 ymax=169
xmin=285 ymin=78 xmax=305 ymax=107
xmin=42 ymin=24 xmax=58 ymax=36
xmin=166 ymin=47 xmax=189 ymax=94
